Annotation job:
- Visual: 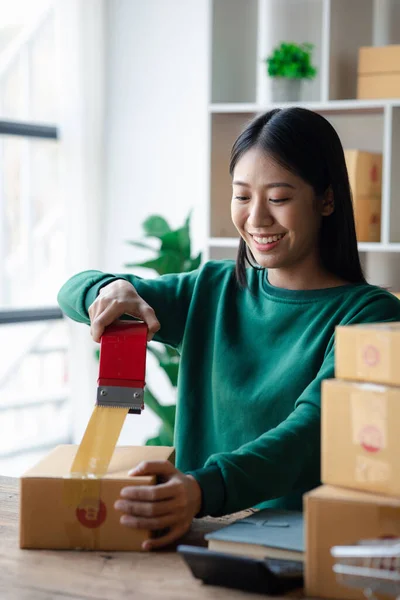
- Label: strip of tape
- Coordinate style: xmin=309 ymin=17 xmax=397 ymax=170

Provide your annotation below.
xmin=70 ymin=406 xmax=129 ymax=477
xmin=62 ymin=477 xmax=103 ymax=550
xmin=351 ymin=390 xmax=387 ymax=452
xmin=63 ymin=405 xmax=128 ymax=549
xmin=356 ymin=329 xmax=392 ymax=382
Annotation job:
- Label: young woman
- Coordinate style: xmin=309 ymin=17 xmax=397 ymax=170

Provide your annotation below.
xmin=58 ymin=107 xmax=400 ymax=550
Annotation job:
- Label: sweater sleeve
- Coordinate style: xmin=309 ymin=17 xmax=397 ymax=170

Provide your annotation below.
xmin=57 ymin=268 xmax=200 ymax=348
xmin=188 ymin=294 xmax=400 ymax=517
xmin=188 ymin=363 xmax=326 ymax=517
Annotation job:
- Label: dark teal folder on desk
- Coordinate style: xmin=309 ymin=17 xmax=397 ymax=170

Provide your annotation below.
xmin=205 ymin=509 xmax=304 ymax=560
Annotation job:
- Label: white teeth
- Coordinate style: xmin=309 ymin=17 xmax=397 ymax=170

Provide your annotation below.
xmin=253 ymin=233 xmax=284 ymax=244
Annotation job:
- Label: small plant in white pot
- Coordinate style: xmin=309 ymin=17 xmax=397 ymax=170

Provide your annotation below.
xmin=265 ymin=42 xmax=317 ymax=103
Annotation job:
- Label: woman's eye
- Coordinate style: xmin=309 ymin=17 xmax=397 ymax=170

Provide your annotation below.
xmin=234 ymin=195 xmax=250 ymax=201
xmin=269 ymin=197 xmax=290 ymax=204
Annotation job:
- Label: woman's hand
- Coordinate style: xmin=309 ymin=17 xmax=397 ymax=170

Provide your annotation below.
xmin=88 ymin=279 xmax=160 ymax=342
xmin=114 ymin=461 xmax=202 ymax=550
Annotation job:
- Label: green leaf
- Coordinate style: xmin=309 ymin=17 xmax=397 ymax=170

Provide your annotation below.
xmin=145 ymin=422 xmax=174 ymax=446
xmin=160 ymin=225 xmax=191 ymax=260
xmin=164 ymin=345 xmax=180 ymax=359
xmin=161 ymin=362 xmax=179 ymax=387
xmin=183 ymin=252 xmax=202 ymax=272
xmin=143 ymin=387 xmax=176 ymax=441
xmin=122 ymin=209 xmax=201 ymax=447
xmin=145 ymin=401 xmax=176 ymax=446
xmin=143 ymin=215 xmax=171 ymax=239
xmin=147 ymin=344 xmax=166 ymax=364
xmin=265 ymin=41 xmax=317 ymax=80
xmin=157 ymin=403 xmax=176 ymax=429
xmin=125 ymin=240 xmax=158 ymax=251
xmin=125 ymin=251 xmax=183 ymax=275
xmin=147 ymin=344 xmax=180 ymax=387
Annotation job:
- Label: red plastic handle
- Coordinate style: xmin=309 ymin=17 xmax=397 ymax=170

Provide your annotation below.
xmin=98 ymin=321 xmax=148 ymax=388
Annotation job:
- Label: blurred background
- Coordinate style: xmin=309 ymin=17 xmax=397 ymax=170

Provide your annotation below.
xmin=1 ymin=0 xmax=400 ymax=476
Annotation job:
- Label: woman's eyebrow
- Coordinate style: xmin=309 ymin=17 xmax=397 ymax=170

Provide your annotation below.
xmin=232 ymin=180 xmax=251 ymax=187
xmin=232 ymin=180 xmax=295 ymax=189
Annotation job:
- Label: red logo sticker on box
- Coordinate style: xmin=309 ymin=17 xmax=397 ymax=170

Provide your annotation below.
xmin=359 ymin=425 xmax=383 ymax=453
xmin=76 ymin=498 xmax=107 ymax=528
xmin=363 ymin=345 xmax=380 ymax=366
xmin=370 ymin=214 xmax=380 ymax=225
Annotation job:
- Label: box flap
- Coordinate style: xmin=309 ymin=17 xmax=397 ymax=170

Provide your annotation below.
xmin=323 ymin=378 xmax=387 ymax=393
xmin=336 ymin=322 xmax=400 ymax=331
xmin=21 ymin=445 xmax=175 ymax=479
xmin=359 ymin=45 xmax=400 ymax=75
xmin=305 ymin=485 xmax=400 ymax=507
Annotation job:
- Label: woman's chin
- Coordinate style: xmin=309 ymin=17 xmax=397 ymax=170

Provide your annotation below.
xmin=251 ymin=249 xmax=283 ymax=270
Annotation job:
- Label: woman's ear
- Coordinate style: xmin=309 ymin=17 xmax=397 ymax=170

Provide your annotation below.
xmin=321 ymin=187 xmax=334 ymax=216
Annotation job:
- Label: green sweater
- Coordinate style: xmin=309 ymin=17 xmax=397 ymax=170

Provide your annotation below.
xmin=57 ymin=260 xmax=400 ymax=517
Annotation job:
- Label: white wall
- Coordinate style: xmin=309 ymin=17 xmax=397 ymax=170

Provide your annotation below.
xmin=103 ymin=0 xmax=209 ymax=444
xmin=103 ymin=0 xmax=209 ymax=270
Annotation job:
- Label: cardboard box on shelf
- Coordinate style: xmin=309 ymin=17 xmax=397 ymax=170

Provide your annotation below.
xmin=345 ymin=150 xmax=382 ymax=197
xmin=354 ymin=195 xmax=381 ymax=242
xmin=344 ymin=150 xmax=382 ymax=242
xmin=305 ymin=484 xmax=400 ymax=600
xmin=322 ymin=378 xmax=400 ymax=497
xmin=357 ymin=45 xmax=400 ymax=99
xmin=335 ymin=322 xmax=400 ymax=386
xmin=19 ymin=444 xmax=175 ymax=551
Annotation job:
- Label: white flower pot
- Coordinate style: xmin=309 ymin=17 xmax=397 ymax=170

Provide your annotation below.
xmin=271 ymin=78 xmax=302 ymax=103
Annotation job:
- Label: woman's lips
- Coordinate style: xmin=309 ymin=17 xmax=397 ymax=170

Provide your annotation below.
xmin=251 ymin=233 xmax=286 ymax=252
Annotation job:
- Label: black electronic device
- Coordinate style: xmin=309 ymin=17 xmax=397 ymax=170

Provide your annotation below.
xmin=177 ymin=544 xmax=303 ymax=595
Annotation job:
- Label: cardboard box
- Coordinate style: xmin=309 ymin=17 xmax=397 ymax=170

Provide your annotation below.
xmin=345 ymin=150 xmax=382 ymax=197
xmin=335 ymin=322 xmax=400 ymax=386
xmin=357 ymin=45 xmax=400 ymax=99
xmin=322 ymin=378 xmax=400 ymax=497
xmin=20 ymin=444 xmax=175 ymax=550
xmin=305 ymin=485 xmax=400 ymax=600
xmin=344 ymin=150 xmax=382 ymax=242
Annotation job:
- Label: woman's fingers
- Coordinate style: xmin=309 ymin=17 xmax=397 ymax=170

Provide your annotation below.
xmin=90 ymin=300 xmax=129 ymax=342
xmin=114 ymin=497 xmax=184 ymax=518
xmin=115 ymin=466 xmax=200 ymax=549
xmin=87 ymin=279 xmax=160 ymax=342
xmin=128 ymin=460 xmax=177 ymax=478
xmin=142 ymin=522 xmax=191 ymax=551
xmin=140 ymin=305 xmax=160 ymax=340
xmin=118 ymin=511 xmax=179 ymax=531
xmin=120 ymin=479 xmax=182 ymax=502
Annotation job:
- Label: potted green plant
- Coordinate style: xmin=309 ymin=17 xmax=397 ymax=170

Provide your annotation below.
xmin=265 ymin=42 xmax=317 ymax=102
xmin=124 ymin=213 xmax=202 ymax=446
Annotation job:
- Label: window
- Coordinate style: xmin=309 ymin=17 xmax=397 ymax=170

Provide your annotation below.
xmin=0 ymin=1 xmax=70 ymax=475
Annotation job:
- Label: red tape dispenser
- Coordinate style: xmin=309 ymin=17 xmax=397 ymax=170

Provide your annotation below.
xmin=96 ymin=321 xmax=148 ymax=414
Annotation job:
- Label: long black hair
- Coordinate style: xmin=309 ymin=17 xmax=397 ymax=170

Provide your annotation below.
xmin=230 ymin=107 xmax=366 ymax=288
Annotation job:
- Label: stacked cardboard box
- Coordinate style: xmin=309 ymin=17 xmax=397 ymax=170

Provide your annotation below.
xmin=344 ymin=150 xmax=382 ymax=243
xmin=357 ymin=45 xmax=400 ymax=100
xmin=305 ymin=321 xmax=400 ymax=599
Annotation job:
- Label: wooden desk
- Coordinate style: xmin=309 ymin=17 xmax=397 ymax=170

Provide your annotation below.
xmin=0 ymin=476 xmax=299 ymax=599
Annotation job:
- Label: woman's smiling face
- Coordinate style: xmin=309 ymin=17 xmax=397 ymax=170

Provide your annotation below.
xmin=231 ymin=146 xmax=329 ymax=274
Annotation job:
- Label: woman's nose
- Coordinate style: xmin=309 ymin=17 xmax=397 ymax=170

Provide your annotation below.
xmin=248 ymin=199 xmax=274 ymax=227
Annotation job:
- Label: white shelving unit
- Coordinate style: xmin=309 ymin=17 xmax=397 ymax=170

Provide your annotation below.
xmin=206 ymin=0 xmax=400 ymax=289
